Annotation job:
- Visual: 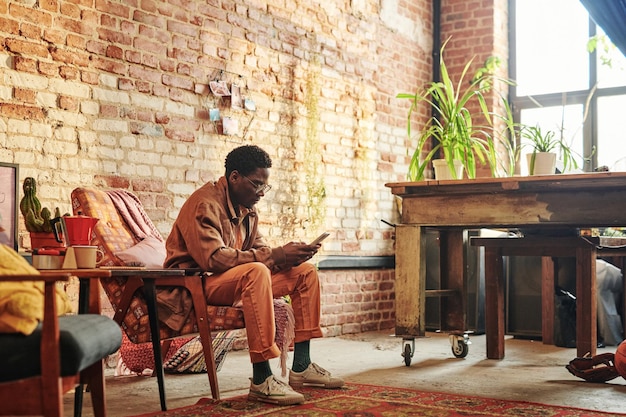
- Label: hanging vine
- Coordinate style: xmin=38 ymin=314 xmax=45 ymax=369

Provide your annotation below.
xmin=303 ymin=54 xmax=326 ymax=231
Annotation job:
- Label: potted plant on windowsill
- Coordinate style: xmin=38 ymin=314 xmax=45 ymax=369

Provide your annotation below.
xmin=397 ymin=39 xmax=512 ymax=181
xmin=521 ymin=125 xmax=581 ymax=175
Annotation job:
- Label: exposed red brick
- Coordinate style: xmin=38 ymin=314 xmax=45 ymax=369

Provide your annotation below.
xmin=118 ymin=78 xmax=135 ymax=90
xmin=39 ymin=0 xmax=57 ymax=12
xmin=128 ymin=64 xmax=162 ymax=83
xmin=164 ymin=128 xmax=195 ymax=142
xmin=56 ymin=16 xmax=90 ymax=36
xmin=95 ymin=0 xmax=131 ymax=19
xmin=167 ymin=20 xmax=199 ymax=37
xmin=14 ymin=56 xmax=38 ymax=73
xmin=14 ymin=88 xmax=36 ymax=104
xmin=6 ymin=38 xmax=49 ymax=58
xmin=131 ymin=178 xmax=165 ymax=192
xmin=106 ymin=45 xmax=124 ymax=59
xmin=59 ymin=66 xmax=79 ymax=80
xmin=38 ymin=61 xmax=59 ymax=76
xmin=0 ymin=17 xmax=19 ymax=35
xmin=19 ymin=23 xmax=42 ymax=40
xmin=93 ymin=56 xmax=127 ymax=75
xmin=10 ymin=3 xmax=53 ymax=26
xmin=162 ymin=73 xmax=193 ymax=90
xmin=136 ymin=80 xmax=152 ymax=93
xmin=50 ymin=47 xmax=90 ymax=67
xmin=60 ymin=2 xmax=81 ymax=18
xmin=98 ymin=27 xmax=132 ymax=46
xmin=94 ymin=175 xmax=131 ymax=189
xmin=58 ymin=95 xmax=78 ymax=111
xmin=81 ymin=71 xmax=99 ymax=85
xmin=0 ymin=103 xmax=46 ymax=120
xmin=67 ymin=34 xmax=87 ymax=49
xmin=100 ymin=104 xmax=118 ymax=117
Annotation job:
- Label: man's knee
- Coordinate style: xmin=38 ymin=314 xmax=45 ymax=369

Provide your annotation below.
xmin=243 ymin=262 xmax=272 ymax=286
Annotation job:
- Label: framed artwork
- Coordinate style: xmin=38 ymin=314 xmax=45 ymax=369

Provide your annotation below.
xmin=0 ymin=162 xmax=19 ymax=250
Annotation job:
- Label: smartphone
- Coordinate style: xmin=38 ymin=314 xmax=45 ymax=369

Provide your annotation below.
xmin=309 ymin=232 xmax=330 ymax=246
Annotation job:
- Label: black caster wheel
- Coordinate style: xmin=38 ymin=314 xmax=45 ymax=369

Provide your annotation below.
xmin=451 ymin=340 xmax=469 ymax=358
xmin=403 ymin=343 xmax=412 ymax=366
xmin=401 ymin=338 xmax=414 ymax=366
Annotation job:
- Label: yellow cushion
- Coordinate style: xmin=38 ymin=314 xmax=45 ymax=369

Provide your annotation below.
xmin=0 ymin=245 xmax=72 ymax=334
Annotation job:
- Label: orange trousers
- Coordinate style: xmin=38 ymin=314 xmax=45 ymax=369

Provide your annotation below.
xmin=203 ymin=262 xmax=323 ymax=363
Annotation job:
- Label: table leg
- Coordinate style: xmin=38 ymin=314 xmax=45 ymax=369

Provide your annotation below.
xmin=394 ymin=224 xmax=426 ymax=337
xmin=576 ymin=247 xmax=597 ymax=357
xmin=143 ymin=278 xmax=167 ymax=411
xmin=439 ymin=229 xmax=466 ymax=332
xmin=541 ymin=257 xmax=555 ymax=345
xmin=484 ymin=247 xmax=505 ymax=359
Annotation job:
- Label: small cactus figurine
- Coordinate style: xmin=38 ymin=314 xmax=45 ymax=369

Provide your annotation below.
xmin=19 ymin=177 xmax=59 ymax=233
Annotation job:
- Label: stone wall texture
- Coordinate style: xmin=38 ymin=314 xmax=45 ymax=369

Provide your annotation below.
xmin=1 ymin=0 xmax=507 ymax=336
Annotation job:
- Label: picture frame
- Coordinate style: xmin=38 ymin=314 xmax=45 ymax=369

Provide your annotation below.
xmin=0 ymin=162 xmax=19 ymax=251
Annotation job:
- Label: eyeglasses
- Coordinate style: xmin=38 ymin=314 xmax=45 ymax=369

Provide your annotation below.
xmin=243 ymin=175 xmax=272 ymax=194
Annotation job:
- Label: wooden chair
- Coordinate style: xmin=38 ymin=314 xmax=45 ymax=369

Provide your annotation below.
xmin=0 ymin=272 xmax=122 ymax=417
xmin=71 ymin=187 xmax=288 ymax=411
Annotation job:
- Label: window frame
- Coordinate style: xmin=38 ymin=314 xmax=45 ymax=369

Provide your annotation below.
xmin=508 ymin=0 xmax=626 ymax=172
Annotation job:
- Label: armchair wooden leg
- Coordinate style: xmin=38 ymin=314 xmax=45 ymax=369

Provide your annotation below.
xmin=186 ymin=277 xmax=220 ymax=400
xmin=82 ymin=361 xmax=107 ymax=417
xmin=143 ymin=279 xmax=168 ymax=411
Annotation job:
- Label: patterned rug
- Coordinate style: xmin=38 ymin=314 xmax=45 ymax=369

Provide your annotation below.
xmin=133 ymin=383 xmax=624 ymax=417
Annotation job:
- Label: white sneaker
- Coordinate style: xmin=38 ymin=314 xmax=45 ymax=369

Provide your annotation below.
xmin=248 ymin=375 xmax=305 ymax=405
xmin=289 ymin=363 xmax=344 ymax=388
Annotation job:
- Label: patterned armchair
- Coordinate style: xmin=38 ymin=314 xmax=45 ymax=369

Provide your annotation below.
xmin=70 ymin=187 xmax=247 ymax=409
xmin=70 ymin=187 xmax=294 ymax=411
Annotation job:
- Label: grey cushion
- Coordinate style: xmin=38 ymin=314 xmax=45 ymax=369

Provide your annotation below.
xmin=0 ymin=314 xmax=122 ymax=382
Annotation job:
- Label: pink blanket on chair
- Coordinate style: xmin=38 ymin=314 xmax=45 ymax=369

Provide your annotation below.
xmin=106 ymin=190 xmax=163 ymax=242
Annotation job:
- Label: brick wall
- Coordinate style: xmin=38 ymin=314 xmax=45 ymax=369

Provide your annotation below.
xmin=1 ymin=0 xmax=508 ymax=336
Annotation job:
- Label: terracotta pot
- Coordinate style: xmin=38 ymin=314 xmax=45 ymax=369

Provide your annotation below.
xmin=29 ymin=232 xmax=65 ymax=250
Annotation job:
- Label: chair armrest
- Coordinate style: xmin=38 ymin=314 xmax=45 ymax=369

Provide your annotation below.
xmin=0 ymin=272 xmax=72 ymax=283
xmin=0 ymin=273 xmax=71 ymax=385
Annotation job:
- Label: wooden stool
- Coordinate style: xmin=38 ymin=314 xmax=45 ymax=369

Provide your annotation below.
xmin=470 ymin=235 xmax=600 ymax=359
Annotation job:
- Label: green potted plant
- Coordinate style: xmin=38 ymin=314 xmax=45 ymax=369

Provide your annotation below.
xmin=397 ymin=39 xmax=510 ymax=180
xmin=19 ymin=177 xmax=64 ymax=249
xmin=521 ymin=125 xmax=581 ymax=175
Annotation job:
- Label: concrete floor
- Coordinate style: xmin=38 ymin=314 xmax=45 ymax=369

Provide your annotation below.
xmin=65 ymin=330 xmax=626 ymax=416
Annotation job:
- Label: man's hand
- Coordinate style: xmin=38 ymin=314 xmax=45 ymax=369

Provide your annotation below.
xmin=282 ymin=241 xmax=320 ymax=266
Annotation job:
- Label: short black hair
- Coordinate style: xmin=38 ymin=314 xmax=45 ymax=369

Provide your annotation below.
xmin=225 ymin=145 xmax=272 ymax=176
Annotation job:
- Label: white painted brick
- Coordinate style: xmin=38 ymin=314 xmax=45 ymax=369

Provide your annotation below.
xmin=164 ymin=100 xmax=196 ymax=117
xmin=0 ymin=86 xmax=11 ymax=101
xmin=92 ymin=87 xmax=130 ymax=105
xmin=153 ymin=166 xmax=168 ymax=179
xmin=127 ymin=150 xmax=161 ymax=165
xmin=78 ymin=130 xmax=98 ymax=145
xmin=136 ymin=165 xmax=152 ymax=176
xmin=7 ymin=119 xmax=30 ymax=134
xmin=5 ymin=71 xmax=48 ymax=90
xmin=119 ymin=135 xmax=137 ymax=148
xmin=81 ymin=101 xmax=99 ymax=115
xmin=119 ymin=162 xmax=137 ymax=176
xmin=48 ymin=79 xmax=90 ymax=98
xmin=130 ymin=92 xmax=164 ymax=111
xmin=48 ymin=109 xmax=87 ymax=127
xmin=31 ymin=122 xmax=53 ymax=138
xmin=99 ymin=74 xmax=118 ymax=89
xmin=92 ymin=119 xmax=128 ymax=133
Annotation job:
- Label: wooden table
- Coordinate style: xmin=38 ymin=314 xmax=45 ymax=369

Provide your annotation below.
xmin=43 ymin=267 xmax=187 ymax=411
xmin=385 ymin=172 xmax=626 ymax=360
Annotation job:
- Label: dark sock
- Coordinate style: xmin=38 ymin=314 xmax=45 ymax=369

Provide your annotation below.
xmin=292 ymin=340 xmax=311 ymax=373
xmin=252 ymin=360 xmax=273 ymax=385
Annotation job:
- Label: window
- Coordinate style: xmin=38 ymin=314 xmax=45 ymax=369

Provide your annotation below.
xmin=510 ymin=0 xmax=626 ymax=173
